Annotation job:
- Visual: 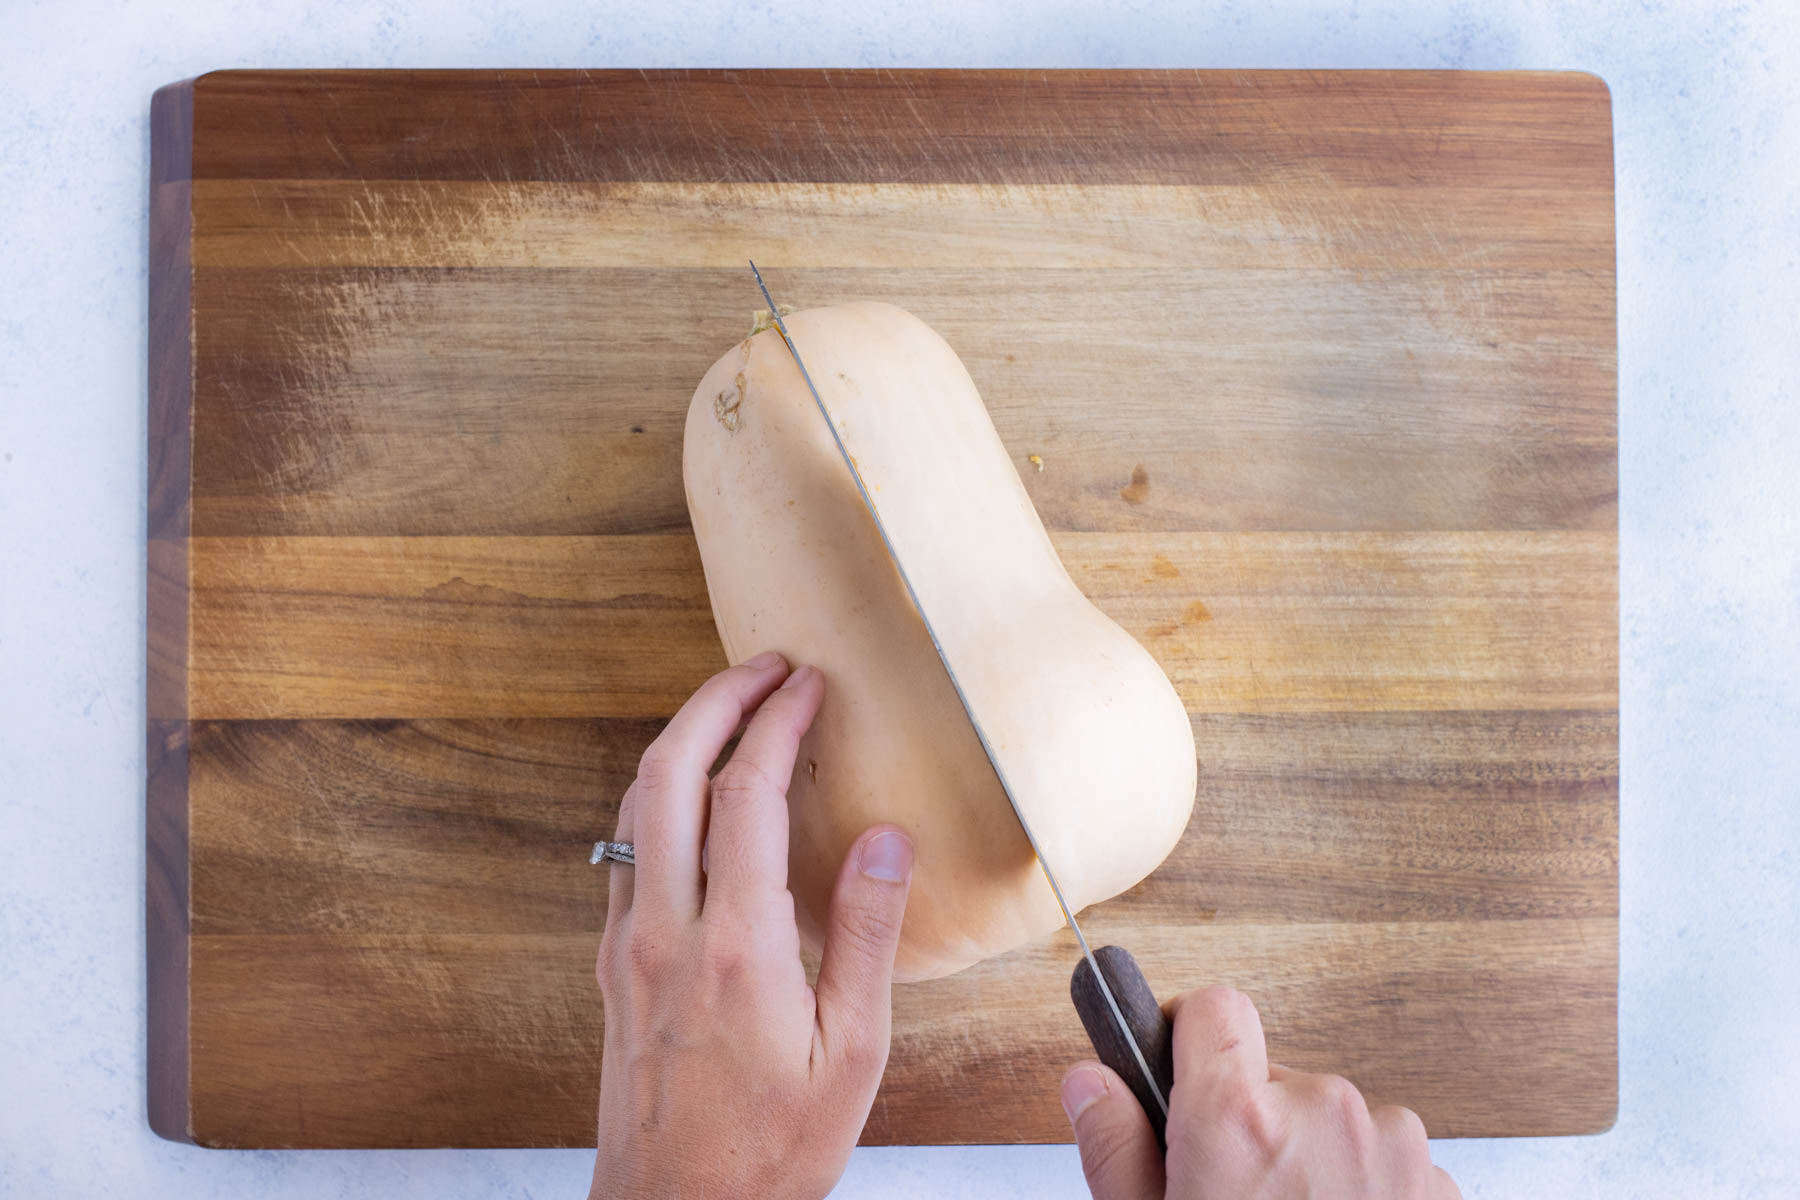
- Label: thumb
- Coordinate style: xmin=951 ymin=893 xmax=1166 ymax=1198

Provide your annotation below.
xmin=814 ymin=825 xmax=914 ymax=1081
xmin=1063 ymin=1062 xmax=1165 ymax=1200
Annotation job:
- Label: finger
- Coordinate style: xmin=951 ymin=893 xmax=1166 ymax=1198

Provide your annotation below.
xmin=1062 ymin=1061 xmax=1166 ymax=1200
xmin=813 ymin=825 xmax=914 ymax=1084
xmin=1170 ymin=986 xmax=1271 ymax=1111
xmin=702 ymin=664 xmax=824 ymax=915
xmin=633 ymin=651 xmax=788 ymax=920
xmin=602 ymin=779 xmax=642 ymax=937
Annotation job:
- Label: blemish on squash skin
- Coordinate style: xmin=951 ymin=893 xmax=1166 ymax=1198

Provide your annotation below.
xmin=714 ymin=384 xmax=743 ymax=432
xmin=1150 ymin=554 xmax=1179 ymax=579
xmin=715 ymin=371 xmax=748 ymax=432
xmin=1120 ymin=466 xmax=1151 ymax=505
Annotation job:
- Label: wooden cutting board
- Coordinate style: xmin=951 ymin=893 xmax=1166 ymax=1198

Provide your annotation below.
xmin=148 ymin=69 xmax=1617 ymax=1149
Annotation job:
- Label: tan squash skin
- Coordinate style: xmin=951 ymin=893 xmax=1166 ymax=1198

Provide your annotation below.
xmin=683 ymin=301 xmax=1196 ymax=981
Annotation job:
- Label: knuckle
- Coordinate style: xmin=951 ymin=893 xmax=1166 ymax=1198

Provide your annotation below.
xmin=761 ymin=687 xmax=814 ymax=732
xmin=1200 ymin=984 xmax=1254 ymax=1016
xmin=1217 ymin=985 xmax=1257 ymax=1015
xmin=838 ymin=895 xmax=904 ymax=957
xmin=1177 ymin=985 xmax=1262 ymax=1059
xmin=1375 ymin=1103 xmax=1430 ymax=1150
xmin=1335 ymin=1075 xmax=1369 ymax=1113
xmin=698 ymin=919 xmax=755 ymax=978
xmin=1312 ymin=1074 xmax=1373 ymax=1151
xmin=1319 ymin=1073 xmax=1367 ymax=1117
xmin=1185 ymin=984 xmax=1257 ymax=1034
xmin=710 ymin=760 xmax=777 ymax=808
xmin=634 ymin=746 xmax=678 ymax=792
xmin=623 ymin=927 xmax=674 ymax=984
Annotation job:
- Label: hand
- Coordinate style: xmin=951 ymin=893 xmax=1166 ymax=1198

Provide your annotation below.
xmin=1062 ymin=987 xmax=1461 ymax=1199
xmin=591 ymin=652 xmax=916 ymax=1200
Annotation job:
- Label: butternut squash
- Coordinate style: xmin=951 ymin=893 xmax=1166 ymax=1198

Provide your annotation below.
xmin=683 ymin=301 xmax=1195 ymax=981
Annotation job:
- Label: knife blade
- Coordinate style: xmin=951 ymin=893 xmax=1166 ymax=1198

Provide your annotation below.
xmin=748 ymin=262 xmax=1175 ymax=1140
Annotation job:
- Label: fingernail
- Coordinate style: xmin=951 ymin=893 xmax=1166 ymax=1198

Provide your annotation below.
xmin=744 ymin=650 xmax=783 ymax=670
xmin=857 ymin=830 xmax=913 ymax=882
xmin=1062 ymin=1066 xmax=1108 ymax=1124
xmin=779 ymin=664 xmax=814 ymax=690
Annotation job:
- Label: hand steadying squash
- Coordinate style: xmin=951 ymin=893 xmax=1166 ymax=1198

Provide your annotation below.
xmin=592 ymin=655 xmax=913 ymax=1200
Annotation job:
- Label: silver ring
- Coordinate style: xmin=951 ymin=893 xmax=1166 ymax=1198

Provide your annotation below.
xmin=590 ymin=840 xmax=636 ymax=866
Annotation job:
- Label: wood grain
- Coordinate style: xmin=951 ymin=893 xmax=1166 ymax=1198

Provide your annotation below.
xmin=188 ymin=264 xmax=1614 ymax=537
xmin=184 ymin=710 xmax=1614 ymax=936
xmin=182 ymin=919 xmax=1615 ymax=1147
xmin=149 ymin=69 xmax=1617 ymax=1148
xmin=188 ymin=182 xmax=1615 ymax=272
xmin=180 ymin=532 xmax=1614 ymax=719
xmin=185 ymin=69 xmax=1613 ymax=188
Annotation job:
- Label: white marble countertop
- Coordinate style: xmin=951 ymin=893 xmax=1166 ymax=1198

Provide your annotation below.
xmin=3 ymin=0 xmax=1796 ymax=1195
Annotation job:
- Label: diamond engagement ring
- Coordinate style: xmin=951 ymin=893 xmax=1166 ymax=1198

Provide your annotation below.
xmin=590 ymin=841 xmax=636 ymax=866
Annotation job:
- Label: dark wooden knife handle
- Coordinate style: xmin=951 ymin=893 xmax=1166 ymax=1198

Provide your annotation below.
xmin=1070 ymin=945 xmax=1176 ymax=1147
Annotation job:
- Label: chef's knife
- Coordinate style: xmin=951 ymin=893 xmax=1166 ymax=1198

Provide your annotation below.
xmin=749 ymin=262 xmax=1177 ymax=1144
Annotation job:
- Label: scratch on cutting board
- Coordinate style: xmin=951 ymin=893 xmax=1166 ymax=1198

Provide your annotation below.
xmin=322 ymin=133 xmax=353 ymax=171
